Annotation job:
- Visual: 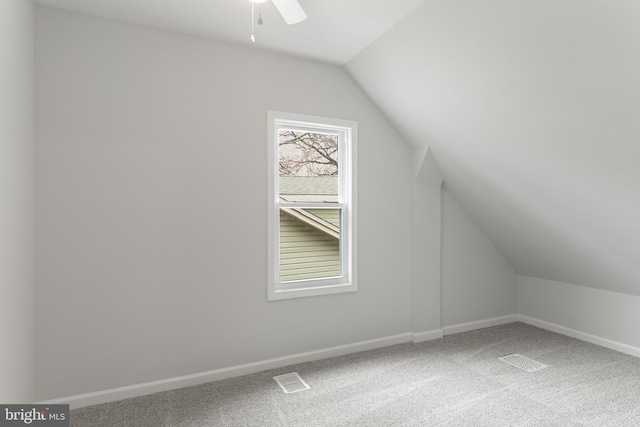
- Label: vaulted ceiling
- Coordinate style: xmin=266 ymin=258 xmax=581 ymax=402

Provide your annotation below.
xmin=346 ymin=0 xmax=640 ymax=296
xmin=33 ymin=0 xmax=427 ymax=64
xmin=34 ymin=0 xmax=640 ymax=296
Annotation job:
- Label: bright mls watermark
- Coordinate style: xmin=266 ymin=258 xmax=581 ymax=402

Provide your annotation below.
xmin=0 ymin=405 xmax=69 ymax=426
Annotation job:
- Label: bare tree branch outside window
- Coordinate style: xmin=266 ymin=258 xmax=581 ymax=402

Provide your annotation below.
xmin=279 ymin=130 xmax=338 ymax=176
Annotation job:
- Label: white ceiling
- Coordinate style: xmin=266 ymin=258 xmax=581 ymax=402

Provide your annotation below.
xmin=34 ymin=0 xmax=427 ymax=65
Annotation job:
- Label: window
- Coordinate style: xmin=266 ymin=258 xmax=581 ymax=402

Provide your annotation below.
xmin=267 ymin=111 xmax=357 ymax=300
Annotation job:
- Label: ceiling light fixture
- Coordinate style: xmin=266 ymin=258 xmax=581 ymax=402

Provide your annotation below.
xmin=249 ymin=0 xmax=307 ymax=43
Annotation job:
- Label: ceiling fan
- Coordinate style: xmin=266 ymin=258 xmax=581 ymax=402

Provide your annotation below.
xmin=249 ymin=0 xmax=307 ymax=42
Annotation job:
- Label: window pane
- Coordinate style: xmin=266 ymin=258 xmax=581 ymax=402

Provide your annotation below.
xmin=279 ymin=207 xmax=341 ymax=282
xmin=278 ymin=130 xmax=339 ymax=203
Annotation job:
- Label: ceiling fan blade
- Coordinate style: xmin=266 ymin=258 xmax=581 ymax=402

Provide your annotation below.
xmin=271 ymin=0 xmax=307 ymax=25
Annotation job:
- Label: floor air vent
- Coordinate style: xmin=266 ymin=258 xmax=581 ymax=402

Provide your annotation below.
xmin=499 ymin=354 xmax=548 ymax=372
xmin=273 ymin=372 xmax=310 ymax=394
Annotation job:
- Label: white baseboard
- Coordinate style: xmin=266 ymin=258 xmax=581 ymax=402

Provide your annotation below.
xmin=47 ymin=314 xmax=615 ymax=410
xmin=412 ymin=329 xmax=444 ymax=343
xmin=518 ymin=315 xmax=640 ymax=359
xmin=442 ymin=314 xmax=519 ymax=336
xmin=38 ymin=332 xmax=419 ymax=409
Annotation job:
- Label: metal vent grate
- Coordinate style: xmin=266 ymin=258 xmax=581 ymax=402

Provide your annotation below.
xmin=273 ymin=372 xmax=310 ymax=393
xmin=499 ymin=354 xmax=548 ymax=372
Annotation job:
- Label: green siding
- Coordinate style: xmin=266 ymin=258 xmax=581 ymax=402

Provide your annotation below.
xmin=305 ymin=208 xmax=340 ymax=227
xmin=279 ymin=210 xmax=340 ymax=282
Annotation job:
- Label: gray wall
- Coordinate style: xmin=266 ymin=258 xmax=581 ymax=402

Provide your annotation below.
xmin=441 ymin=191 xmax=517 ymax=326
xmin=34 ymin=5 xmax=525 ymax=402
xmin=35 ymin=7 xmax=414 ymax=400
xmin=0 ymin=0 xmax=34 ymax=403
xmin=519 ymin=275 xmax=640 ymax=351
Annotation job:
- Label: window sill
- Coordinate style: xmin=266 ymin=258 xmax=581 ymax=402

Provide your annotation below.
xmin=268 ymin=282 xmax=357 ymax=301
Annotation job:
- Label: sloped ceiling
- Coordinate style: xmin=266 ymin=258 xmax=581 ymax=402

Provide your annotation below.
xmin=33 ymin=0 xmax=427 ymax=64
xmin=346 ymin=0 xmax=640 ymax=296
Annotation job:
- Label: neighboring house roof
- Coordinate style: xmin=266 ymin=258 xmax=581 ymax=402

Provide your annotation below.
xmin=279 ymin=176 xmax=338 ymax=202
xmin=279 ymin=175 xmax=340 ymax=238
xmin=281 ymin=207 xmax=339 ymax=240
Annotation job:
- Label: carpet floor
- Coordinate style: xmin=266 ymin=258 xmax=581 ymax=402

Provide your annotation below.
xmin=70 ymin=322 xmax=640 ymax=426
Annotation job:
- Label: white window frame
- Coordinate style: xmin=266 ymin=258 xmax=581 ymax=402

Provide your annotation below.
xmin=267 ymin=111 xmax=358 ymax=301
